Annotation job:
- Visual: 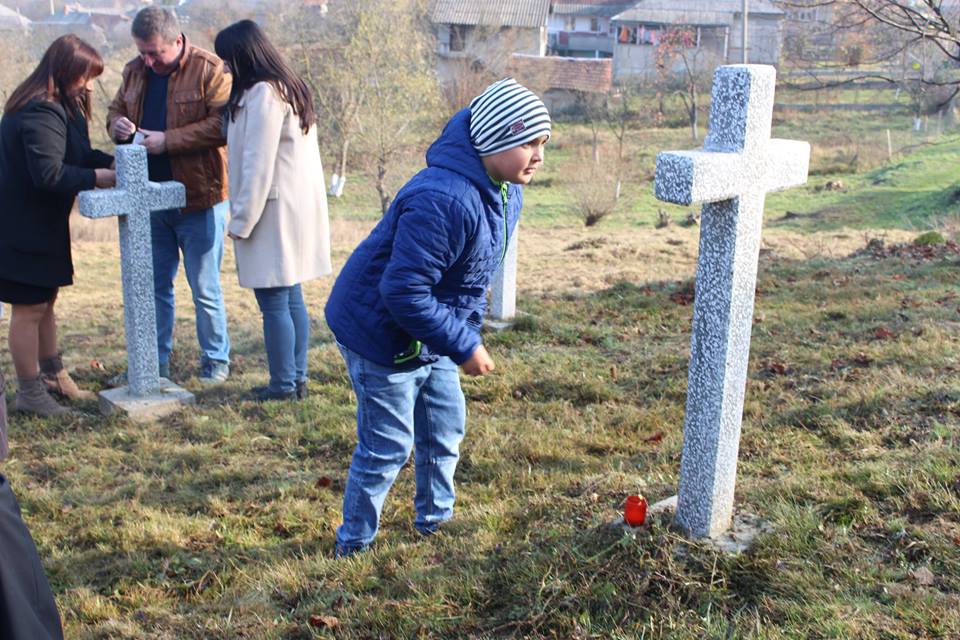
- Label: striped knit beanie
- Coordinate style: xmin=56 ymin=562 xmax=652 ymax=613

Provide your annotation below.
xmin=469 ymin=78 xmax=551 ymax=157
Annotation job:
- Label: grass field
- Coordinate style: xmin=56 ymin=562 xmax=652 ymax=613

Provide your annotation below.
xmin=2 ymin=92 xmax=960 ymax=638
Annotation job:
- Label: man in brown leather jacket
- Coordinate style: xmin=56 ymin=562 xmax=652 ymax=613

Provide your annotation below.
xmin=107 ymin=6 xmax=232 ymax=384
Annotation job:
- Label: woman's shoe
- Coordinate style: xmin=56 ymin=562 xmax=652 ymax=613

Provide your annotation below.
xmin=39 ymin=353 xmax=95 ymax=401
xmin=15 ymin=376 xmax=70 ymax=417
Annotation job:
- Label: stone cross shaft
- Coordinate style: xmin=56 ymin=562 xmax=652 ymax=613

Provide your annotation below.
xmin=490 ymin=228 xmax=519 ymax=321
xmin=78 ymin=145 xmax=185 ymax=396
xmin=655 ymin=65 xmax=810 ymax=538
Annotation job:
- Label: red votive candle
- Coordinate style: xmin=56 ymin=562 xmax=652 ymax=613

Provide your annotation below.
xmin=624 ymin=494 xmax=648 ymax=527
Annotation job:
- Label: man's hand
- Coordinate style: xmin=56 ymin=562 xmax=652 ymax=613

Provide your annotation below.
xmin=461 ymin=344 xmax=495 ymax=376
xmin=94 ymin=168 xmax=116 ymax=188
xmin=139 ymin=129 xmax=167 ymax=154
xmin=111 ymin=116 xmax=136 ymax=142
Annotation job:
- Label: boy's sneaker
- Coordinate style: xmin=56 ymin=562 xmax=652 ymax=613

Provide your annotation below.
xmin=296 ymin=380 xmax=308 ymax=400
xmin=199 ymin=361 xmax=229 ymax=385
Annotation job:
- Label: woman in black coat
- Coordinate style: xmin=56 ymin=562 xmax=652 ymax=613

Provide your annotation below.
xmin=0 ymin=34 xmax=115 ymax=416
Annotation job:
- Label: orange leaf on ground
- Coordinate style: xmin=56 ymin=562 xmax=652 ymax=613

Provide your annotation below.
xmin=309 ymin=615 xmax=340 ymax=629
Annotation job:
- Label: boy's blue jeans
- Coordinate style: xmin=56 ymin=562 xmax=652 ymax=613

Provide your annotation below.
xmin=336 ymin=343 xmax=466 ymax=555
xmin=150 ymin=203 xmax=231 ymax=368
xmin=253 ymin=284 xmax=309 ymax=393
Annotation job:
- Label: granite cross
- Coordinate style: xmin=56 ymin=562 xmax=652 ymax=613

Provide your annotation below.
xmin=654 ymin=65 xmax=810 ymax=538
xmin=78 ymin=145 xmax=185 ymax=397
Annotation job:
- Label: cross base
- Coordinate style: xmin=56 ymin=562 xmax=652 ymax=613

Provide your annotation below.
xmin=97 ymin=378 xmax=195 ymax=422
xmin=620 ymin=494 xmax=772 ymax=554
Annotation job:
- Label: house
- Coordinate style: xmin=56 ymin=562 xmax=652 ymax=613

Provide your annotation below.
xmin=508 ymin=52 xmax=613 ymax=113
xmin=611 ymin=0 xmax=784 ymax=81
xmin=548 ymin=1 xmax=633 ymax=59
xmin=429 ymin=0 xmax=551 ymax=85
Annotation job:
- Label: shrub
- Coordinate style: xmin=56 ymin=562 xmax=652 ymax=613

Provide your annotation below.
xmin=914 ymin=231 xmax=945 ymax=246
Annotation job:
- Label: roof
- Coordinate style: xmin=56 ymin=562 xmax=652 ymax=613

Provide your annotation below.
xmin=0 ymin=3 xmax=31 ymax=28
xmin=553 ymin=2 xmax=634 ymax=18
xmin=429 ymin=0 xmax=551 ymax=28
xmin=614 ymin=0 xmax=783 ymax=23
xmin=508 ymin=53 xmax=613 ymax=93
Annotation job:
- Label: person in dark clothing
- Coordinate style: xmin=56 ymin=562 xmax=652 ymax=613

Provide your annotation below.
xmin=0 ymin=371 xmax=64 ymax=638
xmin=0 ymin=34 xmax=115 ymax=416
xmin=0 ymin=471 xmax=65 ymax=640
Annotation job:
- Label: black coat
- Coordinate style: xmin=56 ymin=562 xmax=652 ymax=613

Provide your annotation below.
xmin=0 ymin=99 xmax=113 ymax=288
xmin=0 ymin=475 xmax=64 ymax=640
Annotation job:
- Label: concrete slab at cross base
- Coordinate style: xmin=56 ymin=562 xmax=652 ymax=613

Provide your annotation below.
xmin=644 ymin=494 xmax=772 ymax=554
xmin=483 ymin=319 xmax=514 ymax=331
xmin=98 ymin=378 xmax=195 ymax=422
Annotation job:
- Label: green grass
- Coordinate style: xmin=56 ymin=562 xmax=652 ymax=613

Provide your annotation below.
xmin=2 ymin=228 xmax=958 ymax=638
xmin=4 ymin=83 xmax=960 ymax=637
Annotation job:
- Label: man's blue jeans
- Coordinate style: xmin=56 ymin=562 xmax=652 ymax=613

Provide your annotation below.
xmin=151 ymin=203 xmax=230 ymax=368
xmin=336 ymin=344 xmax=466 ymax=555
xmin=253 ymin=284 xmax=309 ymax=394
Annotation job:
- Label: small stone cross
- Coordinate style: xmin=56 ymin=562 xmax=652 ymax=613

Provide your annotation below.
xmin=79 ymin=145 xmax=184 ymax=397
xmin=489 ymin=229 xmax=519 ymax=324
xmin=655 ymin=65 xmax=810 ymax=538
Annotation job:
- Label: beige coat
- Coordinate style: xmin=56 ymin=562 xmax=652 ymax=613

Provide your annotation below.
xmin=226 ymin=82 xmax=331 ymax=289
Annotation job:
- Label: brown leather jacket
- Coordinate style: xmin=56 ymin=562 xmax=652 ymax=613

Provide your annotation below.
xmin=107 ymin=36 xmax=230 ymax=212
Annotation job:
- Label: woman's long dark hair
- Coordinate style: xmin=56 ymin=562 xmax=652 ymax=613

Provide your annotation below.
xmin=215 ymin=20 xmax=316 ymax=134
xmin=4 ymin=34 xmax=103 ymax=120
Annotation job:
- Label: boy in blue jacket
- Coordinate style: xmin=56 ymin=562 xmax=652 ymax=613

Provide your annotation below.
xmin=325 ymin=78 xmax=550 ymax=556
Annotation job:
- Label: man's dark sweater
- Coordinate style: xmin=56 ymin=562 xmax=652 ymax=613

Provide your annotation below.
xmin=142 ymin=68 xmax=174 ymax=182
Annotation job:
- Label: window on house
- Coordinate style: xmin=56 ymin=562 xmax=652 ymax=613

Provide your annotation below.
xmin=450 ymin=24 xmax=468 ymax=52
xmin=618 ymin=25 xmax=662 ymax=45
xmin=590 ymin=18 xmax=600 ymax=32
xmin=564 ymin=16 xmax=576 ymax=31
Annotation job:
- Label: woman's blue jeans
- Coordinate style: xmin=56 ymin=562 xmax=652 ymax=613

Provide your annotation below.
xmin=335 ymin=344 xmax=466 ymax=556
xmin=253 ymin=284 xmax=309 ymax=393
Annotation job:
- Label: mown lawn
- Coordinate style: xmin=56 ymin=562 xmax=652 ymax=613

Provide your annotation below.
xmin=1 ymin=222 xmax=957 ymax=638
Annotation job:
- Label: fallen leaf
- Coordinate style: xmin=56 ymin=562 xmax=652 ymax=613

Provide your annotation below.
xmin=830 ymin=358 xmax=846 ymax=370
xmin=89 ymin=359 xmax=106 ymax=371
xmin=892 ymin=274 xmax=907 ymax=281
xmin=765 ymin=361 xmax=788 ymax=375
xmin=852 ymin=353 xmax=874 ymax=366
xmin=309 ymin=615 xmax=340 ymax=629
xmin=642 ymin=431 xmax=665 ymax=445
xmin=911 ymin=567 xmax=935 ymax=587
xmin=316 ymin=476 xmax=333 ymax=489
xmin=872 ymin=327 xmax=896 ymax=340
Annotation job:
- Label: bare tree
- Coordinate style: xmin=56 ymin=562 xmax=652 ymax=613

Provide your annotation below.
xmin=655 ymin=27 xmax=721 ymax=141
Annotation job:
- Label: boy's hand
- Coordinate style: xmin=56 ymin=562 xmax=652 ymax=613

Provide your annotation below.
xmin=461 ymin=344 xmax=495 ymax=376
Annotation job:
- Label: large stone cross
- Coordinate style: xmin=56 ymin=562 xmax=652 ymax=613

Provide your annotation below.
xmin=79 ymin=145 xmax=193 ymax=418
xmin=654 ymin=65 xmax=810 ymax=538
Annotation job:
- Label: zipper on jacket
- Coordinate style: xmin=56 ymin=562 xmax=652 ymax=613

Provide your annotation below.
xmin=499 ymin=181 xmax=509 ymax=264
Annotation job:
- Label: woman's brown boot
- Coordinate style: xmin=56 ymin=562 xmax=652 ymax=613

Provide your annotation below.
xmin=15 ymin=376 xmax=69 ymax=417
xmin=40 ymin=353 xmax=95 ymax=401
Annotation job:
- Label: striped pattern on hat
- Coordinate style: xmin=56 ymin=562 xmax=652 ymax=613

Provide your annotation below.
xmin=469 ymin=78 xmax=551 ymax=157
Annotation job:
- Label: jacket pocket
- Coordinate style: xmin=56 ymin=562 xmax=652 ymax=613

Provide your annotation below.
xmin=173 ymin=89 xmax=204 ymax=121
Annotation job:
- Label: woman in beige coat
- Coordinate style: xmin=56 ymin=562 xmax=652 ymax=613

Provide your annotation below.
xmin=216 ymin=20 xmax=331 ymax=401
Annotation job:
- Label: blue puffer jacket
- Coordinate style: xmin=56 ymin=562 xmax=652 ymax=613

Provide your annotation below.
xmin=325 ymin=108 xmax=522 ymax=368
